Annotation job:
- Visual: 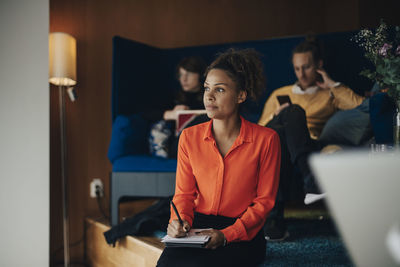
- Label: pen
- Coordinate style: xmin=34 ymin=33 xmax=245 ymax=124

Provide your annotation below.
xmin=170 ymin=200 xmax=184 ymax=226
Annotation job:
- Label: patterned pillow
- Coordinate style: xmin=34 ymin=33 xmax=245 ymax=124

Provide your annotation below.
xmin=148 ymin=120 xmax=172 ymax=159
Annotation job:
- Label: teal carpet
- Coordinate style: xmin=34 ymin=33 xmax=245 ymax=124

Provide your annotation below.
xmin=261 ymin=218 xmax=354 ymax=266
xmin=154 ymin=218 xmax=353 ymax=266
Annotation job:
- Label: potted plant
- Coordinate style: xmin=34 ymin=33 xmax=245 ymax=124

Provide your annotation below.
xmin=353 ymin=20 xmax=400 ymax=146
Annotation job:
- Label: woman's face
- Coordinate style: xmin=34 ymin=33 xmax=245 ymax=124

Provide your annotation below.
xmin=178 ymin=67 xmax=201 ymax=92
xmin=203 ymin=69 xmax=246 ymax=120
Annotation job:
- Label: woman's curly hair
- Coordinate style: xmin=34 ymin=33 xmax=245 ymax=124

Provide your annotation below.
xmin=205 ymin=48 xmax=266 ymax=102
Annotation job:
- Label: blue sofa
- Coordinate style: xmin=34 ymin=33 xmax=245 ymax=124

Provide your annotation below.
xmin=108 ymin=32 xmax=380 ymax=226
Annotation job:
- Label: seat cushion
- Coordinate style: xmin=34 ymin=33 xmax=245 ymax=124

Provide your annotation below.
xmin=112 ymin=155 xmax=177 ymax=172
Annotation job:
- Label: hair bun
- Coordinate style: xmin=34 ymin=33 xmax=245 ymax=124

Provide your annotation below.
xmin=292 ymin=33 xmax=324 ymax=63
xmin=305 ymin=34 xmax=317 ymax=44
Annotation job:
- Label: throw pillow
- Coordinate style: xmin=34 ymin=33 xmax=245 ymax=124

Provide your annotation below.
xmin=107 ymin=114 xmax=149 ymax=163
xmin=318 ymin=99 xmax=372 ymax=147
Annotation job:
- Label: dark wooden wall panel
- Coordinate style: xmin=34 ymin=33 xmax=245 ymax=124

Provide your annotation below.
xmin=358 ymin=0 xmax=400 ymax=28
xmin=49 ymin=0 xmax=399 ymax=264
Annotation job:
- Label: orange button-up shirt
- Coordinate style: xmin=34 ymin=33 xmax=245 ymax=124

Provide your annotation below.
xmin=171 ymin=116 xmax=281 ymax=243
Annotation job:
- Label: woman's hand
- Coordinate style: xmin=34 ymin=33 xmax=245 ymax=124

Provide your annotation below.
xmin=163 ymin=105 xmax=190 ymax=120
xmin=316 ymin=69 xmax=336 ymax=90
xmin=167 ymin=219 xmax=191 ymax=238
xmin=197 ymin=229 xmax=226 ymax=249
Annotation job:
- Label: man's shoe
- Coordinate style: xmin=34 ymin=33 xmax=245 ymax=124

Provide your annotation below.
xmin=304 ymin=193 xmax=327 ymax=205
xmin=303 ymin=173 xmax=326 ymax=204
xmin=263 ymin=218 xmax=289 ymax=241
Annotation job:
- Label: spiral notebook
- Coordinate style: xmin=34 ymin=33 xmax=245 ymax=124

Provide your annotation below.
xmin=161 ymin=229 xmax=210 ymax=248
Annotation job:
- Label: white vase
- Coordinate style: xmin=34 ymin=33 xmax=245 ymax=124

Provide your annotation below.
xmin=394 ymin=100 xmax=400 ymax=147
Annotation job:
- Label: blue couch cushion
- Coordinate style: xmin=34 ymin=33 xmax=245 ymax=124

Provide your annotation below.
xmin=369 ymin=92 xmax=396 ymax=144
xmin=108 ymin=114 xmax=150 ymax=163
xmin=112 ymin=155 xmax=177 ymax=172
xmin=318 ymin=99 xmax=372 ymax=146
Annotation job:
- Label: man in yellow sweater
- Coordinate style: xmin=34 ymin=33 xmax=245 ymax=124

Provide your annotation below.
xmin=259 ymin=37 xmax=364 ymax=241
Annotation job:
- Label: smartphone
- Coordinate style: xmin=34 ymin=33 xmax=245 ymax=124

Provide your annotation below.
xmin=277 ymin=95 xmax=292 ymax=105
xmin=315 ymin=68 xmax=325 ymax=83
xmin=316 ymin=72 xmax=323 ymax=83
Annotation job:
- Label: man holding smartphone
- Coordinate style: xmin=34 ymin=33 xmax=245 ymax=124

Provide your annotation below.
xmin=258 ymin=36 xmax=364 ymax=241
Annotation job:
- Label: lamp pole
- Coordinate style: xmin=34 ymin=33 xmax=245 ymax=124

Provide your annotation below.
xmin=59 ymin=85 xmax=69 ymax=267
xmin=49 ymin=32 xmax=76 ymax=267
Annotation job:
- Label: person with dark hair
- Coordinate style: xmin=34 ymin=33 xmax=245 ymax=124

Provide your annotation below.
xmin=148 ymin=56 xmax=208 ymax=158
xmin=258 ymin=36 xmax=365 ymax=241
xmin=156 ymin=49 xmax=281 ymax=267
xmin=163 ymin=56 xmax=208 ymax=120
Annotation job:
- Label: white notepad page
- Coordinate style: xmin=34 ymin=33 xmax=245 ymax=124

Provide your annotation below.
xmin=161 ymin=229 xmax=211 ymax=244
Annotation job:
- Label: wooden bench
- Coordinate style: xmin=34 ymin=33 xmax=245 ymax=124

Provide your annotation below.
xmin=85 ymin=218 xmax=164 ymax=267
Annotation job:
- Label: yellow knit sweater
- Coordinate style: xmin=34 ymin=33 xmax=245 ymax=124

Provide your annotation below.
xmin=258 ymin=84 xmax=365 ymax=139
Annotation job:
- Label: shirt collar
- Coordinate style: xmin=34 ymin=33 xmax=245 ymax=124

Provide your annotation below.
xmin=203 ymin=116 xmax=253 ymax=143
xmin=292 ymin=83 xmax=319 ymax=95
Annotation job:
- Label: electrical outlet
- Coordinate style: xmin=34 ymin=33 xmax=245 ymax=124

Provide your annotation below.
xmin=90 ymin=178 xmax=104 ymax=198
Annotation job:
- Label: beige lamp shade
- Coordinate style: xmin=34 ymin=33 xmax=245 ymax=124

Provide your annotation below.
xmin=49 ymin=32 xmax=77 ymax=86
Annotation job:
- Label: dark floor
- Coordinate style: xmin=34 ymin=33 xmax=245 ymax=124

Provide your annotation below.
xmin=262 ymin=218 xmax=353 ymax=266
xmin=261 ymin=201 xmax=353 ymax=267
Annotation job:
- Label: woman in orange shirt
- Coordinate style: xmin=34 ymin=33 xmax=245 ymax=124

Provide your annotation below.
xmin=156 ymin=49 xmax=281 ymax=267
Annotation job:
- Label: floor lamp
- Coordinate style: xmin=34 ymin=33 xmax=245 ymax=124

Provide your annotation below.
xmin=49 ymin=32 xmax=77 ymax=267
